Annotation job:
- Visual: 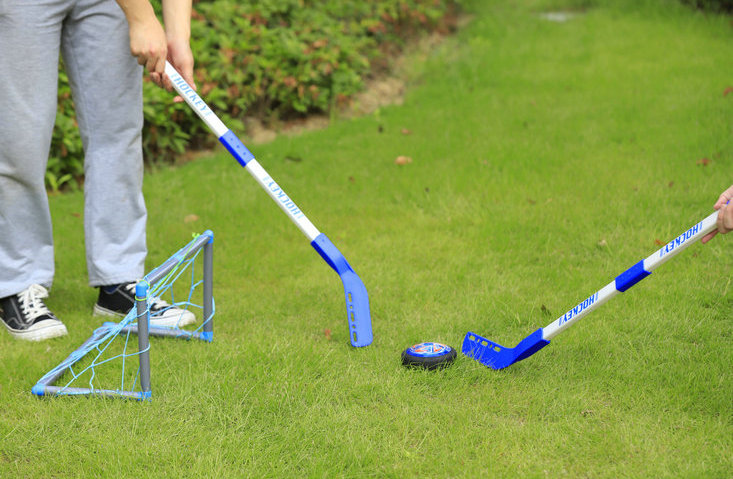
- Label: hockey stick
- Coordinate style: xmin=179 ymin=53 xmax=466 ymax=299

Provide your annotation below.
xmin=164 ymin=62 xmax=372 ymax=347
xmin=462 ymin=210 xmax=720 ymax=369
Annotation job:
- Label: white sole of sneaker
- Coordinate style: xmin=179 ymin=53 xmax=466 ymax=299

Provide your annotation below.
xmin=93 ymin=303 xmax=196 ymax=329
xmin=3 ymin=319 xmax=68 ymax=342
xmin=92 ymin=303 xmax=129 ymax=318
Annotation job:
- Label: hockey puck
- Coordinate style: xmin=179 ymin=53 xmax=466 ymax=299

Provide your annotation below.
xmin=401 ymin=342 xmax=457 ymax=370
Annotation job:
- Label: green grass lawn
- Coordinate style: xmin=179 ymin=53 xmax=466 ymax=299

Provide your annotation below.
xmin=1 ymin=0 xmax=731 ymax=477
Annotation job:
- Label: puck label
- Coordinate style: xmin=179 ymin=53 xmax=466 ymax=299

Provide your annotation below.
xmin=406 ymin=342 xmax=453 ymax=357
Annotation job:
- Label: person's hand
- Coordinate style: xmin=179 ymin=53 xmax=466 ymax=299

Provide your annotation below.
xmin=164 ymin=36 xmax=195 ymax=101
xmin=701 ymin=184 xmax=733 ymax=243
xmin=126 ymin=11 xmax=168 ymax=87
xmin=117 ymin=0 xmax=194 ymax=95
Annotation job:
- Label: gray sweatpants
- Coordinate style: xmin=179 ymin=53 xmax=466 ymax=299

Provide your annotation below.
xmin=0 ymin=0 xmax=147 ymax=298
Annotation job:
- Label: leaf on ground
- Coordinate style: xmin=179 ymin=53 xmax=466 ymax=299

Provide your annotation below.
xmin=401 ymin=128 xmax=412 ymax=135
xmin=724 ymin=86 xmax=733 ymax=96
xmin=395 ymin=155 xmax=413 ymax=165
xmin=541 ymin=304 xmax=551 ymax=316
xmin=654 ymin=238 xmax=664 ymax=246
xmin=597 ymin=239 xmax=607 ymax=247
xmin=324 ymin=329 xmax=332 ymax=341
xmin=696 ymin=158 xmax=710 ymax=166
xmin=184 ymin=214 xmax=199 ymax=223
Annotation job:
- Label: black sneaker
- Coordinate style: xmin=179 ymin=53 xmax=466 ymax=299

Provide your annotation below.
xmin=93 ymin=282 xmax=196 ymax=328
xmin=0 ymin=284 xmax=68 ymax=341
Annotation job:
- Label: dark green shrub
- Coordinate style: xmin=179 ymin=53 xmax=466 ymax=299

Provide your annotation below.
xmin=48 ymin=0 xmax=460 ymax=191
xmin=49 ymin=67 xmax=84 ymax=192
xmin=680 ymin=0 xmax=733 ymax=12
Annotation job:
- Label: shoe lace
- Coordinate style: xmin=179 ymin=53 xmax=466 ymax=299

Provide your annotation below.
xmin=18 ymin=284 xmax=52 ymax=319
xmin=122 ymin=282 xmax=172 ymax=311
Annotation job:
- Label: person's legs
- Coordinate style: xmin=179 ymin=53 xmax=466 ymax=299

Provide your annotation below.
xmin=0 ymin=1 xmax=71 ymax=340
xmin=0 ymin=1 xmax=70 ymax=298
xmin=61 ymin=0 xmax=147 ymax=288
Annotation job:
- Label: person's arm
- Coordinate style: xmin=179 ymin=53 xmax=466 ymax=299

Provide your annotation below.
xmin=115 ymin=0 xmax=195 ymax=94
xmin=115 ymin=0 xmax=168 ymax=86
xmin=161 ymin=0 xmax=195 ymax=94
xmin=701 ymin=184 xmax=733 ymax=244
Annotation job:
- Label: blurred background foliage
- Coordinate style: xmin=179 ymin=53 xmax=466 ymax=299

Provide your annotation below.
xmin=49 ymin=0 xmax=460 ymax=191
xmin=47 ymin=0 xmax=728 ymax=191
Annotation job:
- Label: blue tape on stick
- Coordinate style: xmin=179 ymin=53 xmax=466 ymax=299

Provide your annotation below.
xmin=311 ymin=234 xmax=350 ymax=274
xmin=615 ymin=260 xmax=651 ymax=292
xmin=219 ymin=130 xmax=255 ymax=167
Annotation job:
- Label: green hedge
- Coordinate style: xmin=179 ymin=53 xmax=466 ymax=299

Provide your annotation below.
xmin=48 ymin=0 xmax=459 ymax=191
xmin=680 ymin=0 xmax=733 ymax=12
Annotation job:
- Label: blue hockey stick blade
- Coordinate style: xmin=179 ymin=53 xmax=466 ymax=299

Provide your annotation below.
xmin=461 ymin=328 xmax=549 ymax=370
xmin=311 ymin=234 xmax=373 ymax=347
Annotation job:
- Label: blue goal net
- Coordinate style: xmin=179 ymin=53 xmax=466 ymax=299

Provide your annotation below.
xmin=32 ymin=231 xmax=215 ymax=400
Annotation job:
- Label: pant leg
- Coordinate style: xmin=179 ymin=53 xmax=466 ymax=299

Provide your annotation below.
xmin=61 ymin=0 xmax=147 ymax=287
xmin=0 ymin=1 xmax=70 ymax=298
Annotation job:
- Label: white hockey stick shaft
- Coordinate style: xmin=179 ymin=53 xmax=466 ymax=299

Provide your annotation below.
xmin=163 ymin=62 xmax=320 ymax=241
xmin=542 ymin=211 xmax=719 ymax=340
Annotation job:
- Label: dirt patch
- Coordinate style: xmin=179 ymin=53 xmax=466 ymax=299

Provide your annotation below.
xmin=241 ymin=19 xmax=471 ymax=145
xmin=538 ymin=11 xmax=584 ymax=23
xmin=242 ymin=73 xmax=409 ymax=145
xmin=243 ymin=75 xmax=406 ymax=144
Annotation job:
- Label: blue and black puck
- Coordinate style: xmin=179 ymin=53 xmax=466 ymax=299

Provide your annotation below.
xmin=401 ymin=342 xmax=457 ymax=370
